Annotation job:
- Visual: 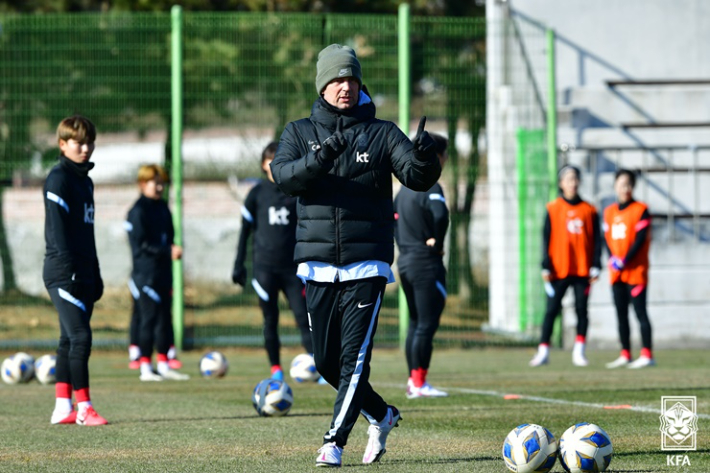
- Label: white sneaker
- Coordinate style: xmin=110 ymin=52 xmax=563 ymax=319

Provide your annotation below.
xmin=362 ymin=405 xmax=401 ymax=464
xmin=160 ymin=369 xmax=190 ymax=381
xmin=529 ymin=348 xmax=549 ymax=367
xmin=316 ymin=442 xmax=342 ymax=468
xmin=627 ymin=356 xmax=655 ymax=369
xmin=606 ymin=356 xmax=631 ymax=369
xmin=406 ymin=382 xmax=448 ymax=399
xmin=572 ymin=343 xmax=588 ymax=367
xmin=139 ymin=371 xmax=163 ymax=382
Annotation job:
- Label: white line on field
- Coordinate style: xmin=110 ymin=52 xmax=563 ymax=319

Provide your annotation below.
xmin=377 ymin=383 xmax=710 ymax=419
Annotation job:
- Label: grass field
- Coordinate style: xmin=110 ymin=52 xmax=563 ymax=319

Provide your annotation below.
xmin=0 ymin=347 xmax=707 ymax=472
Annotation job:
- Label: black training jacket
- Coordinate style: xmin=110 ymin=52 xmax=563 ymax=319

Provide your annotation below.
xmin=394 ymin=182 xmax=449 ymax=273
xmin=270 ymin=95 xmax=441 ymax=266
xmin=234 ymin=178 xmax=298 ymax=271
xmin=43 ymin=156 xmax=101 ymax=289
xmin=125 ymin=195 xmax=174 ymax=289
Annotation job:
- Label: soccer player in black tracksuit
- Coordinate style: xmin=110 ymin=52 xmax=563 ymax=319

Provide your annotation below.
xmin=231 ymin=142 xmax=313 ymax=381
xmin=394 ymin=134 xmax=450 ymax=399
xmin=270 ymin=44 xmax=440 ymax=467
xmin=125 ymin=164 xmax=189 ymax=382
xmin=44 ymin=115 xmax=108 ymax=426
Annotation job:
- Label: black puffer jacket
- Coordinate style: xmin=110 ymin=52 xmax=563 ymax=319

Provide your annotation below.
xmin=271 ymin=95 xmax=441 ymax=266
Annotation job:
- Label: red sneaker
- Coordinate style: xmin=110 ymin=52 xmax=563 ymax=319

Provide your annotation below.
xmin=76 ymin=406 xmax=108 ymax=426
xmin=128 ymin=360 xmax=141 ymax=370
xmin=51 ymin=410 xmax=77 ymax=425
xmin=168 ymin=359 xmax=182 ymax=370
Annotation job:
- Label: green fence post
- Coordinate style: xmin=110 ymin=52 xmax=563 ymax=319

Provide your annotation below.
xmin=516 ymin=129 xmax=528 ymax=333
xmin=546 ymin=28 xmax=557 ymax=202
xmin=171 ymin=5 xmax=185 ymax=350
xmin=397 ymin=3 xmax=411 ymax=352
xmin=546 ymin=28 xmax=563 ymax=347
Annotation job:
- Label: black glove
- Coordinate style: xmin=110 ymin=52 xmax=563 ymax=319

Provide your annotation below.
xmin=232 ymin=265 xmax=247 ymax=286
xmin=412 ymin=116 xmax=436 ymax=161
xmin=319 ymin=117 xmax=347 ymax=162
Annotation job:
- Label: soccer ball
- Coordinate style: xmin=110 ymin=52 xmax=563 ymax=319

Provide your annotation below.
xmin=252 ymin=378 xmax=293 ymax=417
xmin=559 ymin=422 xmax=613 ymax=473
xmin=34 ymin=354 xmax=57 ymax=385
xmin=199 ymin=351 xmax=228 ymax=378
xmin=503 ymin=423 xmax=558 ymax=473
xmin=289 ymin=353 xmax=319 ymax=382
xmin=1 ymin=353 xmax=35 ymax=384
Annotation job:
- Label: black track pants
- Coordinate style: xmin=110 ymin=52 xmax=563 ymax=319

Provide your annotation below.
xmin=612 ymin=282 xmax=652 ymax=351
xmin=540 ymin=276 xmax=590 ymax=344
xmin=401 ymin=265 xmax=446 ymax=372
xmin=252 ymin=267 xmax=312 ymax=367
xmin=137 ymin=285 xmax=172 ymax=359
xmin=306 ymin=277 xmax=389 ymax=448
xmin=48 ymin=285 xmax=94 ymax=390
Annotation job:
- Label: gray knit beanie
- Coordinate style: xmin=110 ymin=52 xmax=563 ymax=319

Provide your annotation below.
xmin=315 ymin=44 xmax=362 ymax=94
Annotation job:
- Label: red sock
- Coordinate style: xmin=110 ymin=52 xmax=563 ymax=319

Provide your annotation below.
xmin=620 ymin=349 xmax=631 ymax=360
xmin=411 ymin=368 xmax=427 ymax=388
xmin=157 ymin=354 xmax=168 ymax=363
xmin=139 ymin=356 xmax=151 ymax=364
xmin=55 ymin=382 xmax=72 ymax=399
xmin=575 ymin=335 xmax=586 ymax=344
xmin=640 ymin=348 xmax=653 ymax=359
xmin=271 ymin=365 xmax=282 ymax=375
xmin=74 ymin=387 xmax=90 ymax=403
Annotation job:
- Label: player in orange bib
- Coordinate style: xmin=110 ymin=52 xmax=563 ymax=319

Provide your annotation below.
xmin=530 ymin=165 xmax=601 ymax=367
xmin=603 ymin=169 xmax=654 ymax=369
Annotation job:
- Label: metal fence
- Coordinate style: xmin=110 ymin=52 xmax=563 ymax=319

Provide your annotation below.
xmin=0 ymin=11 xmax=493 ymax=350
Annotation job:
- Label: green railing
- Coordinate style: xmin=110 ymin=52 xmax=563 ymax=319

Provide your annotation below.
xmin=0 ymin=11 xmax=500 ymax=350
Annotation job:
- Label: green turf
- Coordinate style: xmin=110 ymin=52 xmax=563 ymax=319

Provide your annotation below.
xmin=0 ymin=348 xmax=707 ymax=472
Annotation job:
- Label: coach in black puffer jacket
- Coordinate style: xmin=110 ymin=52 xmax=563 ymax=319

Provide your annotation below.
xmin=270 ymin=43 xmax=440 ymax=467
xmin=271 ymin=89 xmax=440 ymax=266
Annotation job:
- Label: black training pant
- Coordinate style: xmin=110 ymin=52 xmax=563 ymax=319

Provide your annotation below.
xmin=129 ymin=295 xmax=140 ymax=346
xmin=252 ymin=267 xmax=312 ymax=367
xmin=307 ymin=277 xmax=389 ymax=448
xmin=540 ymin=276 xmax=590 ymax=345
xmin=48 ymin=285 xmax=94 ymax=390
xmin=612 ymin=282 xmax=652 ymax=351
xmin=137 ymin=284 xmax=172 ymax=360
xmin=401 ymin=264 xmax=447 ymax=372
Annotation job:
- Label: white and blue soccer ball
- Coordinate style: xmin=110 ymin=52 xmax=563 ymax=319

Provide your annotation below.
xmin=252 ymin=378 xmax=293 ymax=417
xmin=503 ymin=423 xmax=558 ymax=473
xmin=199 ymin=351 xmax=228 ymax=378
xmin=1 ymin=352 xmax=35 ymax=384
xmin=34 ymin=354 xmax=57 ymax=385
xmin=559 ymin=422 xmax=613 ymax=473
xmin=289 ymin=353 xmax=319 ymax=383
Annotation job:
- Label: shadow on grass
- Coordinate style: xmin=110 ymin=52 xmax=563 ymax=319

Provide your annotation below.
xmin=114 ymin=411 xmax=334 ymax=425
xmin=342 ymin=456 xmax=498 ymax=467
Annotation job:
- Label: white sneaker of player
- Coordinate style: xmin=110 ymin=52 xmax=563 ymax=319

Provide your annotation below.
xmin=160 ymin=369 xmax=190 ymax=381
xmin=572 ymin=342 xmax=588 ymax=367
xmin=529 ymin=346 xmax=549 ymax=367
xmin=627 ymin=356 xmax=655 ymax=369
xmin=316 ymin=442 xmax=343 ymax=468
xmin=139 ymin=371 xmax=163 ymax=382
xmin=406 ymin=382 xmax=448 ymax=399
xmin=362 ymin=405 xmax=401 ymax=464
xmin=606 ymin=356 xmax=631 ymax=369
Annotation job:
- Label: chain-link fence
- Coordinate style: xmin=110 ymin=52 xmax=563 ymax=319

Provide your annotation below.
xmin=0 ymin=12 xmax=494 ymax=350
